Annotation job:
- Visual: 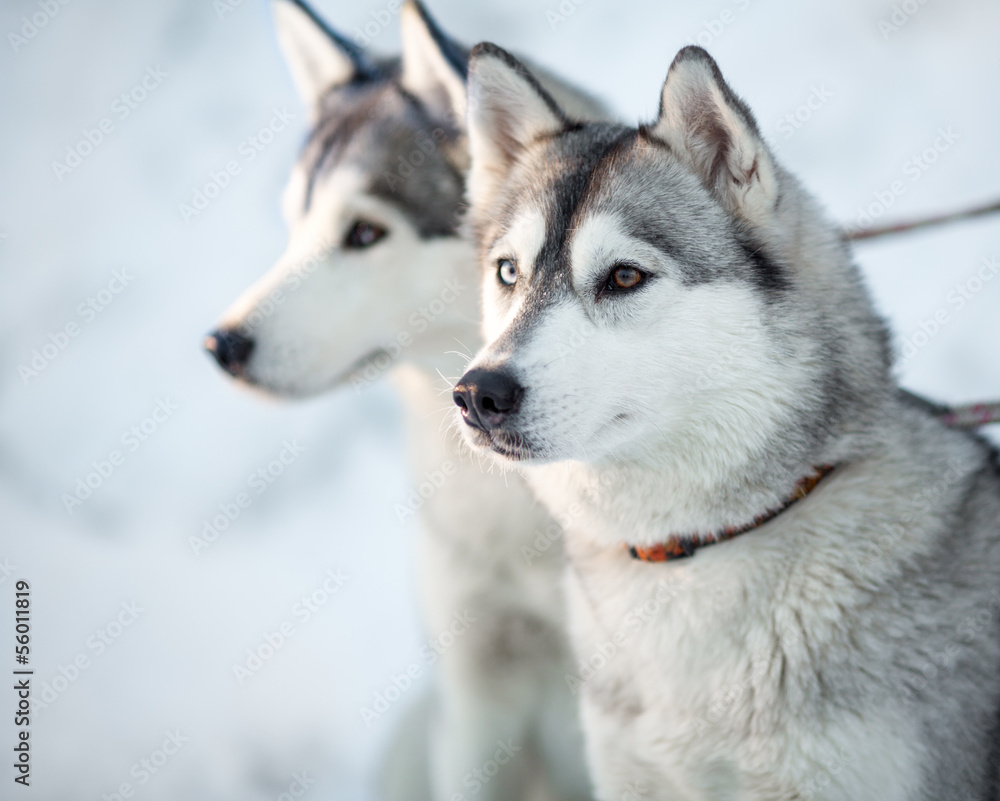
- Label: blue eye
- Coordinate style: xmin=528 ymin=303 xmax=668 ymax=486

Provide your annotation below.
xmin=497 ymin=258 xmax=518 ymax=286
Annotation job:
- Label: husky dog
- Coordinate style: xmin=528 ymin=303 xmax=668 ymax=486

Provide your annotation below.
xmin=205 ymin=2 xmax=603 ymax=799
xmin=453 ymin=43 xmax=1000 ymax=801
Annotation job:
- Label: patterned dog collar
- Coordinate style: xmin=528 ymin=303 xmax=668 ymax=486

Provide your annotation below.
xmin=627 ymin=465 xmax=836 ymax=562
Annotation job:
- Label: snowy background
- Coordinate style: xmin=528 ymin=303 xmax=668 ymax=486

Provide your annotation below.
xmin=1 ymin=0 xmax=998 ymax=798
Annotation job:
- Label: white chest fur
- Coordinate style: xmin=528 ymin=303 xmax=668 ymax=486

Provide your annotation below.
xmin=523 ymin=454 xmax=951 ymax=801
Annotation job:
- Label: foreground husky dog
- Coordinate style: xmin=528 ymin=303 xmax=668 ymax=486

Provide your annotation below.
xmin=454 ymin=43 xmax=1000 ymax=800
xmin=206 ymin=2 xmax=602 ymax=799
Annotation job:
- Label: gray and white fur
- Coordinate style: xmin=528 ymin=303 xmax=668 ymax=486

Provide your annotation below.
xmin=205 ymin=2 xmax=605 ymax=799
xmin=453 ymin=42 xmax=1000 ymax=801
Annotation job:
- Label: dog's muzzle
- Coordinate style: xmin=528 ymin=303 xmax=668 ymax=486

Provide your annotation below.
xmin=453 ymin=368 xmax=524 ymax=431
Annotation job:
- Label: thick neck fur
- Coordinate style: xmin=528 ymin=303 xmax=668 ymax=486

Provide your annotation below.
xmin=529 ymin=171 xmax=896 ymax=550
xmin=526 ymin=407 xmax=883 ymax=551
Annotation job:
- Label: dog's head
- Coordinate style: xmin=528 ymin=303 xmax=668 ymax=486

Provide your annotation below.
xmin=206 ymin=0 xmax=476 ymax=397
xmin=453 ymin=45 xmax=891 ymax=467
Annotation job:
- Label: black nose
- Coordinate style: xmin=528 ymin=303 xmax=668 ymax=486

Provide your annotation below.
xmin=453 ymin=368 xmax=524 ymax=431
xmin=205 ymin=328 xmax=255 ymax=376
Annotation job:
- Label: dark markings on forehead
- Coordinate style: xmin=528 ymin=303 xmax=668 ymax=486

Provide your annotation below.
xmin=533 ymin=126 xmax=640 ymax=285
xmin=618 ymin=192 xmax=790 ymax=296
xmin=622 ymin=214 xmax=789 ymax=297
xmin=366 ymin=84 xmax=465 ymax=239
xmin=302 ymin=80 xmax=392 ymax=209
xmin=622 ymin=216 xmax=689 ymax=266
xmin=596 ymin=128 xmax=789 ymax=297
xmin=491 ymin=125 xmax=637 ymax=353
xmin=302 ymin=76 xmax=464 ymax=239
xmin=494 ymin=119 xmax=792 ymax=363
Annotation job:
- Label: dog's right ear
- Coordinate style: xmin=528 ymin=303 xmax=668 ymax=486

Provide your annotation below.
xmin=466 ymin=43 xmax=568 ymax=212
xmin=272 ymin=0 xmax=376 ymax=114
xmin=400 ymin=0 xmax=468 ymax=125
xmin=651 ymin=47 xmax=778 ymax=228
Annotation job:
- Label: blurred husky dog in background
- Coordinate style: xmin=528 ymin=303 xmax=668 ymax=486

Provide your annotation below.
xmin=205 ymin=2 xmax=604 ymax=799
xmin=453 ymin=42 xmax=1000 ymax=801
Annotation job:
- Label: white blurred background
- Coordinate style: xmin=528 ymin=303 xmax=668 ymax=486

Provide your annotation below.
xmin=0 ymin=0 xmax=997 ymax=798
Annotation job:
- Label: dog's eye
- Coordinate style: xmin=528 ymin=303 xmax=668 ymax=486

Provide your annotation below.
xmin=604 ymin=263 xmax=646 ymax=293
xmin=344 ymin=220 xmax=387 ymax=249
xmin=497 ymin=258 xmax=518 ymax=287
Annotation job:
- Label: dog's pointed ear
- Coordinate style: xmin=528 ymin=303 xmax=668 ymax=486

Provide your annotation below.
xmin=652 ymin=47 xmax=778 ymax=227
xmin=466 ymin=43 xmax=568 ymax=212
xmin=399 ymin=0 xmax=468 ymax=124
xmin=272 ymin=0 xmax=377 ymax=112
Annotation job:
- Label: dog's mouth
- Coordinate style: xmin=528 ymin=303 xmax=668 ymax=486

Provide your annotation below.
xmin=330 ymin=346 xmax=393 ymax=388
xmin=463 ymin=425 xmax=539 ymax=462
xmin=237 ymin=346 xmax=394 ymax=398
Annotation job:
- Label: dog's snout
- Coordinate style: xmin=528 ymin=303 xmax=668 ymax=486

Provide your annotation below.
xmin=453 ymin=368 xmax=524 ymax=430
xmin=205 ymin=328 xmax=255 ymax=376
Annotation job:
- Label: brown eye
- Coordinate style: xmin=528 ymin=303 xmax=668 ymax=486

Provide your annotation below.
xmin=605 ymin=263 xmax=645 ymax=292
xmin=344 ymin=220 xmax=387 ymax=249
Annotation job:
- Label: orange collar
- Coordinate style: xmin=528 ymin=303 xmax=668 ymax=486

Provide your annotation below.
xmin=627 ymin=465 xmax=836 ymax=563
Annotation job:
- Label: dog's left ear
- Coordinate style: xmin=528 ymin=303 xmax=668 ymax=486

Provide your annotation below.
xmin=466 ymin=43 xmax=568 ymax=214
xmin=652 ymin=47 xmax=777 ymax=228
xmin=272 ymin=0 xmax=378 ymax=116
xmin=399 ymin=0 xmax=468 ymax=125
